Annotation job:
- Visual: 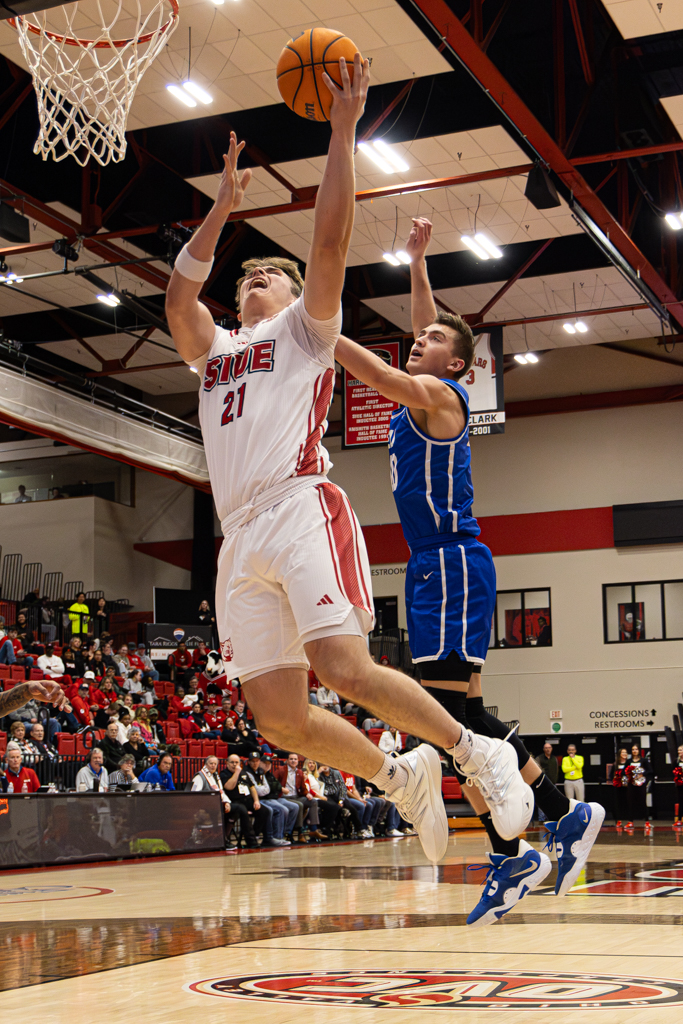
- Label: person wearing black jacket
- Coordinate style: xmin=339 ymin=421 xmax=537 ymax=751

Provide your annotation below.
xmin=62 ymin=638 xmax=85 ymax=679
xmin=220 ymin=753 xmax=271 ymax=847
xmin=221 ymin=719 xmax=262 ymax=756
xmin=100 ymin=721 xmax=127 ymax=772
xmin=260 ymin=754 xmax=299 ymax=841
xmin=147 ymin=709 xmax=166 ymax=747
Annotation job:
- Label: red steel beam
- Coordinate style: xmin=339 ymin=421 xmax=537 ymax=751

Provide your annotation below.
xmin=568 ymin=0 xmax=594 ymax=85
xmin=358 ymin=80 xmax=415 ymax=143
xmin=474 ymin=302 xmax=648 ymax=329
xmin=471 ymin=239 xmax=553 ymax=322
xmin=572 ymin=141 xmax=683 ymax=164
xmin=407 ymin=0 xmax=683 ymax=328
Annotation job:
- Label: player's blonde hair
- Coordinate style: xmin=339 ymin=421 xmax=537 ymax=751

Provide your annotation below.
xmin=235 ymin=257 xmax=304 ymax=310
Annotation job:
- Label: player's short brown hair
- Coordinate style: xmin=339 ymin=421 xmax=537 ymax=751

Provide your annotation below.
xmin=235 ymin=257 xmax=304 ymax=310
xmin=434 ymin=312 xmax=475 ymax=380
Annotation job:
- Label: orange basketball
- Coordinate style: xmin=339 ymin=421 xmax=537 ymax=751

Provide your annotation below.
xmin=276 ymin=28 xmax=361 ymax=123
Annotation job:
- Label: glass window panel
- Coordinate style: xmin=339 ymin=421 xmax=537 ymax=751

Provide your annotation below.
xmin=488 ymin=614 xmax=496 ymax=650
xmin=523 ymin=589 xmax=551 ymax=646
xmin=0 ymin=453 xmax=132 ymax=506
xmin=605 ymin=585 xmax=632 ymax=642
xmin=664 ymin=582 xmax=683 ymax=639
xmin=496 ymin=592 xmax=522 ymax=647
xmin=634 ymin=584 xmax=662 ymax=640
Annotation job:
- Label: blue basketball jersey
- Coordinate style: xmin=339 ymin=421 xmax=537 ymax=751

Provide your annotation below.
xmin=388 ymin=379 xmax=480 ymax=550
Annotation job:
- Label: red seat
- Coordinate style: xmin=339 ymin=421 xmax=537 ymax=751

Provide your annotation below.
xmin=368 ymin=728 xmax=383 ymax=746
xmin=57 ymin=734 xmax=75 ymax=755
xmin=10 ymin=666 xmax=24 ymax=680
xmin=341 ymin=715 xmax=357 ymax=727
xmin=30 ymin=669 xmax=44 ymax=680
xmin=3 ymin=679 xmax=14 ymax=690
xmin=188 ymin=741 xmax=201 ymax=757
xmin=75 ymin=734 xmax=89 ymax=754
xmin=0 ymin=665 xmax=9 ymax=679
xmin=175 ymin=741 xmax=187 ymax=756
xmin=215 ymin=741 xmax=228 ymax=758
xmin=166 ymin=723 xmax=179 ymax=739
xmin=442 ymin=778 xmax=462 ymax=800
xmin=201 ymin=740 xmax=216 ymax=757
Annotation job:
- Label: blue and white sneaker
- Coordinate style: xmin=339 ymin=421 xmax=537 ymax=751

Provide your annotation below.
xmin=543 ymin=799 xmax=606 ymax=897
xmin=466 ymin=840 xmax=551 ymax=928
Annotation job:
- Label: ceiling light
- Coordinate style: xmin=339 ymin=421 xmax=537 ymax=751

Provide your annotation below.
xmin=665 ymin=213 xmax=683 ymax=230
xmin=383 ymin=252 xmax=400 ymax=266
xmin=563 ymin=322 xmax=576 ymax=334
xmin=461 ymin=235 xmax=489 ymax=260
xmin=371 ymin=139 xmax=409 ymax=172
xmin=182 ymin=80 xmax=213 ymax=105
xmin=211 ymin=0 xmax=224 ymax=5
xmin=13 ymin=277 xmax=23 ymax=283
xmin=525 ymin=352 xmax=538 ymax=363
xmin=167 ymin=84 xmax=197 ymax=108
xmin=97 ymin=293 xmax=120 ymax=307
xmin=6 ymin=272 xmax=17 ymax=280
xmin=474 ymin=232 xmax=503 ymax=259
xmin=357 ymin=142 xmax=394 ymax=174
xmin=395 ymin=250 xmax=411 ymax=264
xmin=514 ymin=354 xmax=528 ymax=364
xmin=575 ymin=321 xmax=588 ymax=333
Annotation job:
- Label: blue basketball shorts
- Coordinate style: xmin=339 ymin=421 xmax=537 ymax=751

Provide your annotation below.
xmin=405 ymin=536 xmax=496 ymax=667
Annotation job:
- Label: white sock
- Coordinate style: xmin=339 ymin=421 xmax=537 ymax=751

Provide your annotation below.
xmin=448 ymin=727 xmax=474 ymax=766
xmin=369 ymin=753 xmax=409 ymax=795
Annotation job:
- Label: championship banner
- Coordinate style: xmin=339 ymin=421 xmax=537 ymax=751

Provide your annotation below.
xmin=143 ymin=623 xmax=214 ymax=662
xmin=342 ymin=340 xmax=401 ymax=449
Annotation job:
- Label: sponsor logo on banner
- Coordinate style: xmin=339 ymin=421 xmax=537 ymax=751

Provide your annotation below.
xmin=187 ymin=970 xmax=683 ymax=1009
xmin=173 ymin=628 xmax=185 ymax=642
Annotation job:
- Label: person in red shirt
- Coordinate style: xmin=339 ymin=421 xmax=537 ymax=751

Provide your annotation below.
xmin=70 ymin=681 xmax=94 ymax=728
xmin=127 ymin=648 xmax=145 ymax=673
xmin=193 ymin=642 xmax=209 ymax=673
xmin=168 ymin=642 xmax=193 ymax=684
xmin=169 ymin=686 xmax=186 ymax=715
xmin=4 ymin=744 xmax=40 ymax=792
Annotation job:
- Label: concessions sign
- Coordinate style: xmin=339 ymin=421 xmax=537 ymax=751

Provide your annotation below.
xmin=342 ymin=341 xmax=401 ymax=449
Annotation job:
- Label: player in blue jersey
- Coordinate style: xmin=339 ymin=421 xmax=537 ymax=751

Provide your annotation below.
xmin=335 ymin=217 xmax=604 ymax=925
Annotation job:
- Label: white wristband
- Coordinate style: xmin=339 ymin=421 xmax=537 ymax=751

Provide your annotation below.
xmin=174 ymin=243 xmax=214 ymax=282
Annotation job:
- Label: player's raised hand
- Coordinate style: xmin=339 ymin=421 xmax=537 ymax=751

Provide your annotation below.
xmin=28 ymin=680 xmax=69 ymax=710
xmin=406 ymin=218 xmax=433 ymax=262
xmin=323 ymin=52 xmax=370 ymax=133
xmin=214 ymin=131 xmax=253 ymax=217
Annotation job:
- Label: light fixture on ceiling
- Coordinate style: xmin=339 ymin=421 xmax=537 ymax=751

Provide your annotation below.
xmin=395 ymin=250 xmax=411 ymax=264
xmin=383 ymin=250 xmax=411 ymax=266
xmin=383 ymin=252 xmax=400 ymax=266
xmin=357 ymin=142 xmax=393 ymax=173
xmin=474 ymin=232 xmax=503 ymax=259
xmin=525 ymin=352 xmax=539 ymax=363
xmin=370 ymin=139 xmax=409 ymax=172
xmin=97 ymin=293 xmax=120 ymax=307
xmin=575 ymin=320 xmax=588 ymax=333
xmin=166 ymin=84 xmax=197 ymax=108
xmin=181 ymin=80 xmax=213 ymax=105
xmin=563 ymin=320 xmax=588 ymax=334
xmin=562 ymin=322 xmax=576 ymax=334
xmin=461 ymin=235 xmax=489 ymax=260
xmin=514 ymin=353 xmax=540 ymax=365
xmin=514 ymin=353 xmax=528 ymax=364
xmin=664 ymin=212 xmax=683 ymax=230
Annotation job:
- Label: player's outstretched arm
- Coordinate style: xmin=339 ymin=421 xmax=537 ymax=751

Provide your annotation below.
xmin=166 ymin=132 xmax=252 ymax=363
xmin=336 ymin=335 xmax=462 ymax=420
xmin=0 ymin=680 xmax=68 ymax=717
xmin=304 ymin=54 xmax=370 ymax=321
xmin=406 ymin=218 xmax=438 ymax=337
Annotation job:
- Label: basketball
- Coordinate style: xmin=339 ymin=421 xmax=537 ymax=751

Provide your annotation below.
xmin=276 ymin=28 xmax=361 ymax=122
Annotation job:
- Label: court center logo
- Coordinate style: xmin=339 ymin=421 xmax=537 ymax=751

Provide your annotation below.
xmin=188 ymin=970 xmax=683 ymax=1009
xmin=0 ymin=885 xmax=113 ymax=903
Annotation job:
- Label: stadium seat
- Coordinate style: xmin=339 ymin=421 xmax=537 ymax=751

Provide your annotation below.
xmin=0 ymin=665 xmax=9 ymax=679
xmin=75 ymin=734 xmax=89 ymax=755
xmin=10 ymin=666 xmax=24 ymax=681
xmin=3 ymin=679 xmax=14 ymax=691
xmin=215 ymin=741 xmax=228 ymax=758
xmin=341 ymin=715 xmax=357 ymax=726
xmin=57 ymin=734 xmax=75 ymax=755
xmin=442 ymin=777 xmax=462 ymax=800
xmin=175 ymin=741 xmax=187 ymax=756
xmin=201 ymin=740 xmax=216 ymax=757
xmin=367 ymin=728 xmax=383 ymax=745
xmin=188 ymin=741 xmax=201 ymax=757
xmin=29 ymin=669 xmax=44 ymax=680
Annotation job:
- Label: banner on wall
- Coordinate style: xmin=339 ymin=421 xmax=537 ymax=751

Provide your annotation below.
xmin=461 ymin=326 xmax=505 ymax=436
xmin=342 ymin=341 xmax=401 ymax=449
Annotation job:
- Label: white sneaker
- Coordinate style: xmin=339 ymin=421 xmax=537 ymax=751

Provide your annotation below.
xmin=386 ymin=744 xmax=449 ymax=864
xmin=457 ymin=733 xmax=533 ymax=841
xmin=387 ymin=829 xmax=404 ymax=837
xmin=360 ymin=829 xmax=371 ymax=838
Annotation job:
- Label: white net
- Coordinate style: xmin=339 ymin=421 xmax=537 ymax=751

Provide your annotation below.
xmin=11 ymin=0 xmax=179 ymax=166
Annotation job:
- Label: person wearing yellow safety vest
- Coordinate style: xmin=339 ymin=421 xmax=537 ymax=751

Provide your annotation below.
xmin=68 ymin=592 xmax=90 ymax=636
xmin=561 ymin=744 xmax=585 ymax=803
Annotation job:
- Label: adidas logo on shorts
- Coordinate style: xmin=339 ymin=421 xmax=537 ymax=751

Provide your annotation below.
xmin=316 ymin=594 xmax=334 ymax=606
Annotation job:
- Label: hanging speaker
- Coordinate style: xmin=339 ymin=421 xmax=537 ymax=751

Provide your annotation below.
xmin=0 ymin=203 xmax=30 ymax=244
xmin=524 ymin=163 xmax=561 ymax=210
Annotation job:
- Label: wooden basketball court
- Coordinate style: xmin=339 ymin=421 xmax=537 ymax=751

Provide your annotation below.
xmin=4 ymin=827 xmax=683 ymax=1021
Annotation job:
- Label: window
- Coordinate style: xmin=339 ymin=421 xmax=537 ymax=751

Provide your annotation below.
xmin=489 ymin=589 xmax=552 ymax=649
xmin=603 ymin=580 xmax=683 ymax=643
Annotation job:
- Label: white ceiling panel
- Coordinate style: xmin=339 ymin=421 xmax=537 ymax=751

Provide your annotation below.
xmin=600 ymin=0 xmax=683 ymax=38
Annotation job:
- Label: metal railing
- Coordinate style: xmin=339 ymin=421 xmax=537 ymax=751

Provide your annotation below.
xmin=20 ymin=562 xmax=42 ymax=600
xmin=2 ymin=554 xmax=22 ymax=602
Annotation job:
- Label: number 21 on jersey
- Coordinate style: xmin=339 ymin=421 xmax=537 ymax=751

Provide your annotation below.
xmin=221 ymin=382 xmax=247 ymax=426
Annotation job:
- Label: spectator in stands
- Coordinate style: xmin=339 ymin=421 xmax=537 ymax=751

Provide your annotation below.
xmin=192 ymin=641 xmax=209 ymax=674
xmin=535 ymin=742 xmax=560 ymax=785
xmin=0 ymin=629 xmax=17 ymax=666
xmin=219 ymin=754 xmax=262 ymax=849
xmin=304 ymin=760 xmax=340 ymax=835
xmin=379 ymin=726 xmax=403 ymax=754
xmin=16 ymin=612 xmax=39 ymax=656
xmin=14 ymin=484 xmax=31 ymax=503
xmin=139 ymin=753 xmax=175 ymax=790
xmin=136 ymin=644 xmax=159 ymax=682
xmin=562 ymin=743 xmax=585 ymax=802
xmin=124 ymin=726 xmax=149 ymax=769
xmin=191 ymin=755 xmax=242 ymax=849
xmin=94 ymin=598 xmax=108 ymax=634
xmin=119 ymin=710 xmax=133 ymax=741
xmin=100 ymin=702 xmax=128 ymax=744
xmin=39 ymin=598 xmax=57 ymax=643
xmin=23 ymin=586 xmax=40 ymax=605
xmin=197 ymin=600 xmax=215 ymax=626
xmin=3 ymin=743 xmax=40 ymax=792
xmin=273 ymin=752 xmax=326 ymax=840
xmin=101 ymin=667 xmax=123 ymax=697
xmin=231 ymin=699 xmax=248 ymax=726
xmin=318 ymin=764 xmax=362 ymax=837
xmin=121 ymin=693 xmax=134 ymax=711
xmin=204 ymin=698 xmax=228 ymax=732
xmin=62 ymin=637 xmax=85 ymax=678
xmin=90 ymin=649 xmax=106 ymax=680
xmin=68 ymin=593 xmax=90 ymax=635
xmin=124 ymin=668 xmax=144 ymax=695
xmin=49 ymin=487 xmax=64 ymax=500
xmin=101 ymin=642 xmax=118 ymax=673
xmin=114 ymin=644 xmax=133 ymax=677
xmin=7 ymin=627 xmax=34 ymax=678
xmin=221 ymin=716 xmax=262 ymax=756
xmin=362 ymin=715 xmax=387 ymax=732
xmin=28 ymin=722 xmax=58 ymax=764
xmin=75 ymin=747 xmax=109 ymax=791
xmin=189 ymin=700 xmax=221 ymax=740
xmin=147 ymin=708 xmax=166 ymax=748
xmin=37 ymin=644 xmax=65 ymax=680
xmin=109 ymin=754 xmax=138 ymax=790
xmin=343 ymin=772 xmax=390 ymax=838
xmin=81 ymin=640 xmax=98 ymax=675
xmin=101 ymin=720 xmax=127 ymax=772
xmin=316 ymin=685 xmax=341 ymax=714
xmin=140 ymin=675 xmax=156 ymax=706
xmin=168 ymin=642 xmax=194 ymax=685
xmin=70 ymin=682 xmax=94 ymax=730
xmin=243 ymin=753 xmax=290 ymax=846
xmin=133 ymin=706 xmax=156 ymax=744
xmin=181 ymin=678 xmax=200 ymax=707
xmin=9 ymin=721 xmax=39 ymax=758
xmin=8 ymin=699 xmax=42 ymax=734
xmin=260 ymin=754 xmax=299 ymax=841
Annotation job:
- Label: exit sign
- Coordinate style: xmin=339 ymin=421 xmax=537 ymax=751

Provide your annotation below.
xmin=550 ymin=710 xmax=562 ymax=719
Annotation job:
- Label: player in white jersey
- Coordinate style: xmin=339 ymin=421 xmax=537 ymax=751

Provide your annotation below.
xmin=165 ymin=55 xmax=531 ymax=864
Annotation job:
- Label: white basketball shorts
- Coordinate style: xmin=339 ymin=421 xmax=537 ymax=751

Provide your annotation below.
xmin=215 ymin=481 xmax=374 ymax=681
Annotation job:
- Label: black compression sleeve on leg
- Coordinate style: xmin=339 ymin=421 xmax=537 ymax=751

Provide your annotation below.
xmin=425 ymin=686 xmax=469 ymax=732
xmin=532 ymin=772 xmax=570 ymax=821
xmin=478 ymin=811 xmax=520 ymax=858
xmin=466 ymin=695 xmax=531 ymax=770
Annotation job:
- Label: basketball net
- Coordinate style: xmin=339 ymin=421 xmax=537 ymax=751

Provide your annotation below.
xmin=11 ymin=0 xmax=179 ymax=166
